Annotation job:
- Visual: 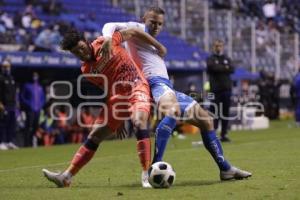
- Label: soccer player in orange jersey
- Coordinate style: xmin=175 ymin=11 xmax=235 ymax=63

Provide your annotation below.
xmin=42 ymin=27 xmax=166 ymax=188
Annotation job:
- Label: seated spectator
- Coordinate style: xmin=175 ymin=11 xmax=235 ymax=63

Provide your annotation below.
xmin=263 ymin=0 xmax=277 ymax=23
xmin=21 ymin=12 xmax=32 ymax=29
xmin=0 ymin=12 xmax=14 ymax=30
xmin=34 ymin=25 xmax=61 ymax=52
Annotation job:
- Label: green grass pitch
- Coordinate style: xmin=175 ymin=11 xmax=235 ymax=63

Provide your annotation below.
xmin=0 ymin=120 xmax=300 ymax=200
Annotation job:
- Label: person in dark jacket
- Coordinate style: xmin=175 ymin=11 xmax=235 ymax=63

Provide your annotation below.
xmin=207 ymin=39 xmax=234 ymax=142
xmin=20 ymin=72 xmax=45 ymax=147
xmin=0 ymin=60 xmax=18 ymax=150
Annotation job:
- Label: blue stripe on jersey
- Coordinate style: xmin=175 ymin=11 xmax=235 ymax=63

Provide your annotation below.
xmin=148 ymin=76 xmax=173 ymax=89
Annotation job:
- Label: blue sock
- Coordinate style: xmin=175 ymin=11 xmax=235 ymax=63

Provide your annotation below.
xmin=152 ymin=116 xmax=177 ymax=163
xmin=201 ymin=130 xmax=231 ymax=171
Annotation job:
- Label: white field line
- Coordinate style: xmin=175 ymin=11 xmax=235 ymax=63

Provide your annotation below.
xmin=2 ymin=137 xmax=295 ymax=174
xmin=0 ymin=147 xmax=198 ymax=173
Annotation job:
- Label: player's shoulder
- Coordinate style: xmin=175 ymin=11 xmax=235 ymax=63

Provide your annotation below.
xmin=127 ymin=21 xmax=145 ymax=29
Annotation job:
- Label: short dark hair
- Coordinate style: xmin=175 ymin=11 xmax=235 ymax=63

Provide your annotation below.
xmin=60 ymin=28 xmax=85 ymax=51
xmin=146 ymin=6 xmax=165 ymax=15
xmin=213 ymin=39 xmax=224 ymax=45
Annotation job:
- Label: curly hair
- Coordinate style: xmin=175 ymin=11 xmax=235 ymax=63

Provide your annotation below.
xmin=60 ymin=28 xmax=85 ymax=51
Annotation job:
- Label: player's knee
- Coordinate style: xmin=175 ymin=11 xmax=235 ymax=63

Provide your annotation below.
xmin=195 ymin=108 xmax=214 ymax=131
xmin=132 ymin=112 xmax=148 ymax=130
xmin=159 ymin=104 xmax=180 ymax=119
xmin=201 ymin=116 xmax=214 ymax=131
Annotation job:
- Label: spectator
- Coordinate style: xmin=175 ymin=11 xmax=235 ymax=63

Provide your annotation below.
xmin=0 ymin=60 xmax=18 ymax=150
xmin=0 ymin=12 xmax=15 ymax=30
xmin=21 ymin=12 xmax=32 ymax=29
xmin=263 ymin=0 xmax=277 ymax=23
xmin=33 ymin=26 xmax=53 ymax=52
xmin=207 ymin=39 xmax=235 ymax=142
xmin=256 ymin=20 xmax=268 ymax=51
xmin=20 ymin=72 xmax=45 ymax=147
xmin=23 ymin=4 xmax=36 ymax=18
xmin=34 ymin=25 xmax=62 ymax=52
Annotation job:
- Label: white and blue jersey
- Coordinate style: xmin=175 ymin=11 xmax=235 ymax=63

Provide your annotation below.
xmin=103 ymin=22 xmax=169 ymax=79
xmin=102 ymin=22 xmax=197 ymax=116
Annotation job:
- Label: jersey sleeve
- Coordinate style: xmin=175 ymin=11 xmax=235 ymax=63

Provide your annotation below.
xmin=102 ymin=22 xmax=129 ymax=37
xmin=102 ymin=22 xmax=146 ymax=37
xmin=127 ymin=22 xmax=146 ymax=31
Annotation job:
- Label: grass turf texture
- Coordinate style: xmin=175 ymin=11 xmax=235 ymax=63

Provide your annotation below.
xmin=0 ymin=120 xmax=299 ymax=200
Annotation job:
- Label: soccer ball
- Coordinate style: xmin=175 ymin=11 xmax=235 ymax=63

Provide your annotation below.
xmin=148 ymin=161 xmax=176 ymax=188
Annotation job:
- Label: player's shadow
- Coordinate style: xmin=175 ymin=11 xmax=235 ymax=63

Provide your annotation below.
xmin=174 ymin=180 xmax=221 ymax=187
xmin=119 ymin=180 xmax=221 ymax=188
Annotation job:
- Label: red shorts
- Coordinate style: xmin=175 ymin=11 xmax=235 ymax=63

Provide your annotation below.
xmin=94 ymin=83 xmax=151 ymax=132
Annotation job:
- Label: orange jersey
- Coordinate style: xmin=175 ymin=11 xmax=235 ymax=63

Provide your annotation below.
xmin=81 ymin=32 xmax=148 ymax=97
xmin=80 ymin=32 xmax=151 ymax=131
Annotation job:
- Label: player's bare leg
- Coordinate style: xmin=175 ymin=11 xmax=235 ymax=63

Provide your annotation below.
xmin=184 ymin=103 xmax=252 ymax=180
xmin=42 ymin=125 xmax=112 ymax=187
xmin=157 ymin=91 xmax=181 ymax=118
xmin=131 ymin=110 xmax=152 ymax=188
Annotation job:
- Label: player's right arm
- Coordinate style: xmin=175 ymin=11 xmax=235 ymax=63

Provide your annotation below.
xmin=119 ymin=28 xmax=167 ymax=57
xmin=101 ymin=22 xmax=166 ymax=58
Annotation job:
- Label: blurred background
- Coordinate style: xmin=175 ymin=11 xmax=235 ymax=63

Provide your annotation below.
xmin=0 ymin=0 xmax=299 ymax=149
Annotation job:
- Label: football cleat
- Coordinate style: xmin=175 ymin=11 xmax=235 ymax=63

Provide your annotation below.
xmin=6 ymin=142 xmax=19 ymax=149
xmin=220 ymin=166 xmax=252 ymax=181
xmin=141 ymin=170 xmax=152 ymax=188
xmin=42 ymin=169 xmax=71 ymax=187
xmin=0 ymin=143 xmax=8 ymax=150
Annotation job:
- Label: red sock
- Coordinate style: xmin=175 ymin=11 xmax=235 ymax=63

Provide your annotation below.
xmin=67 ymin=145 xmax=96 ymax=176
xmin=137 ymin=138 xmax=151 ymax=171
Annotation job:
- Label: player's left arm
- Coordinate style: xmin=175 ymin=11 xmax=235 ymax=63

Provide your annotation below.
xmin=119 ymin=28 xmax=167 ymax=57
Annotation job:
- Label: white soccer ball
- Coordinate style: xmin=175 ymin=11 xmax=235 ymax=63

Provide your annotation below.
xmin=148 ymin=161 xmax=176 ymax=188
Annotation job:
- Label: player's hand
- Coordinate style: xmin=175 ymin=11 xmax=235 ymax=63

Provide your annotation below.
xmin=100 ymin=37 xmax=113 ymax=61
xmin=157 ymin=45 xmax=167 ymax=58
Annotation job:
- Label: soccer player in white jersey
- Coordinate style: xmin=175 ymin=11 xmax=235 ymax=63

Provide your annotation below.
xmin=101 ymin=6 xmax=252 ymax=183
